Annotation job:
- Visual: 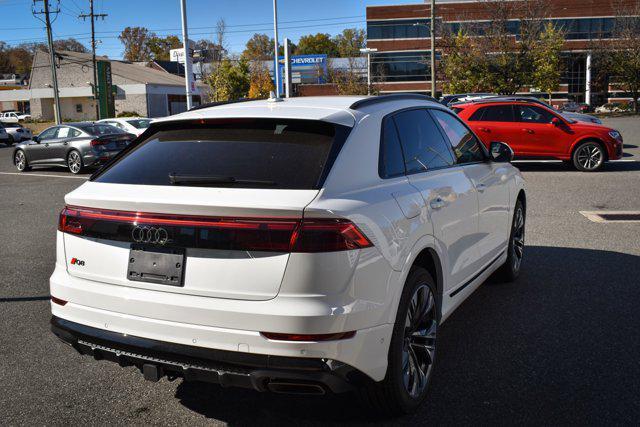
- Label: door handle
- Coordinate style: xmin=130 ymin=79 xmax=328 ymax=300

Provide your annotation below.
xmin=521 ymin=128 xmax=534 ymax=134
xmin=478 ymin=127 xmax=490 ymax=132
xmin=63 ymin=142 xmax=68 ymax=145
xmin=430 ymin=197 xmax=446 ymax=210
xmin=44 ymin=143 xmax=49 ymax=147
xmin=476 ymin=183 xmax=486 ymax=193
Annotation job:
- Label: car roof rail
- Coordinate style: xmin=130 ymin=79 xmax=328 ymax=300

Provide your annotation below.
xmin=188 ymin=98 xmax=257 ymax=112
xmin=349 ymin=94 xmax=437 ymax=110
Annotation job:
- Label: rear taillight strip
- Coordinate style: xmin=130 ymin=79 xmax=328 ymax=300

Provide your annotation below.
xmin=58 ymin=206 xmax=373 ymax=253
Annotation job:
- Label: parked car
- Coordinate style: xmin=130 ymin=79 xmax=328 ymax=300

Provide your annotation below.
xmin=0 ymin=111 xmax=31 ymax=123
xmin=97 ymin=117 xmax=153 ymax=137
xmin=440 ymin=93 xmax=495 ymax=106
xmin=453 ymin=99 xmax=623 ymax=171
xmin=461 ymin=96 xmax=603 ymax=124
xmin=13 ymin=122 xmax=135 ymax=174
xmin=561 ymin=101 xmax=591 ymax=113
xmin=595 ymin=102 xmax=633 ymax=114
xmin=0 ymin=123 xmax=9 ymax=145
xmin=3 ymin=122 xmax=32 ymax=144
xmin=49 ymin=94 xmax=526 ymax=416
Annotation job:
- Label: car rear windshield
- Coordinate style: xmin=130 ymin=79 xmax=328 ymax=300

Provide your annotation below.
xmin=93 ymin=118 xmax=351 ymax=189
xmin=77 ymin=124 xmax=126 ymax=135
xmin=127 ymin=119 xmax=152 ymax=129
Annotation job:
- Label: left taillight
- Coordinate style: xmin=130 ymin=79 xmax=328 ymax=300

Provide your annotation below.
xmin=58 ymin=206 xmax=84 ymax=234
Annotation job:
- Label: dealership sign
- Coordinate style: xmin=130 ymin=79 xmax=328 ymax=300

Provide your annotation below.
xmin=276 ymin=54 xmax=328 ymax=94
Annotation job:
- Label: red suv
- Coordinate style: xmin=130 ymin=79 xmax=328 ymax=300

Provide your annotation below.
xmin=453 ymin=100 xmax=623 ymax=171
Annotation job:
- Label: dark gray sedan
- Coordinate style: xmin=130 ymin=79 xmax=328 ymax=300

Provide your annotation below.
xmin=13 ymin=122 xmax=135 ymax=174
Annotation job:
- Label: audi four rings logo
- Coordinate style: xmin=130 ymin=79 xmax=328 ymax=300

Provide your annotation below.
xmin=131 ymin=226 xmax=169 ymax=245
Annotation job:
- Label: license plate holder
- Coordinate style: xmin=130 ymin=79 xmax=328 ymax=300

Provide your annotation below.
xmin=127 ymin=245 xmax=185 ymax=287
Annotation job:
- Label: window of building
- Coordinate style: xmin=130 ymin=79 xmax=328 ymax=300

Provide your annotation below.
xmin=75 ymin=104 xmax=83 ymax=113
xmin=372 ymin=51 xmax=434 ymax=82
xmin=367 ymin=19 xmax=431 ymax=40
xmin=392 ymin=109 xmax=454 ymax=173
xmin=379 ymin=117 xmax=406 ymax=178
xmin=431 ymin=109 xmax=485 ymax=164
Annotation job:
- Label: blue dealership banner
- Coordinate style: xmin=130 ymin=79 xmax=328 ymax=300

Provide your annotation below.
xmin=275 ymin=54 xmax=328 ymax=95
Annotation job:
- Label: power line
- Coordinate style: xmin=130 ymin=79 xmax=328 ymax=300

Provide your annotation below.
xmin=79 ymin=0 xmax=107 ymax=119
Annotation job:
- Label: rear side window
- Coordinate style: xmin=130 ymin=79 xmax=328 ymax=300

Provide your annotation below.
xmin=379 ymin=117 xmax=405 ymax=178
xmin=474 ymin=105 xmax=515 ymax=122
xmin=431 ymin=110 xmax=485 ymax=164
xmin=78 ymin=124 xmax=125 ymax=135
xmin=393 ymin=109 xmax=454 ymax=174
xmin=93 ymin=119 xmax=350 ymax=190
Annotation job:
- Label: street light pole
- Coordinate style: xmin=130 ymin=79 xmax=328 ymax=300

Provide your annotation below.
xmin=179 ymin=0 xmax=194 ymax=110
xmin=430 ymin=0 xmax=436 ymax=98
xmin=360 ymin=47 xmax=378 ymax=95
xmin=272 ymin=0 xmax=280 ymax=98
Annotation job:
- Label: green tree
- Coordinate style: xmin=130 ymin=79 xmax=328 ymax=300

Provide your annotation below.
xmin=248 ymin=65 xmax=275 ymax=98
xmin=531 ymin=22 xmax=565 ymax=103
xmin=146 ymin=35 xmax=182 ymax=61
xmin=441 ymin=30 xmax=491 ymax=93
xmin=119 ymin=27 xmax=152 ymax=62
xmin=334 ymin=28 xmax=366 ymax=57
xmin=296 ymin=33 xmax=339 ymax=56
xmin=204 ymin=58 xmax=250 ymax=102
xmin=242 ymin=33 xmax=273 ymax=61
xmin=52 ymin=38 xmax=88 ymax=53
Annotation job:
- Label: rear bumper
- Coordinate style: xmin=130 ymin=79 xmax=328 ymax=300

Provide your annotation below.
xmin=51 ymin=316 xmax=367 ymax=394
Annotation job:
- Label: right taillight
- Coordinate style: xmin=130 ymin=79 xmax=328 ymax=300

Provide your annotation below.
xmin=57 ymin=206 xmax=373 ymax=253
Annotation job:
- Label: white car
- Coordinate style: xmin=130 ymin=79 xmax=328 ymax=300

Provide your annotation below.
xmin=0 ymin=111 xmax=31 ymax=123
xmin=3 ymin=122 xmax=32 ymax=144
xmin=97 ymin=117 xmax=152 ymax=137
xmin=50 ymin=95 xmax=526 ymax=415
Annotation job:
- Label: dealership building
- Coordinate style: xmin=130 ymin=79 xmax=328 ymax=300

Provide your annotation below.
xmin=366 ymin=0 xmax=637 ymax=105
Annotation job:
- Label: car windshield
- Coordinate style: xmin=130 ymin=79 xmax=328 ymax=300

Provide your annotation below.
xmin=126 ymin=119 xmax=152 ymax=129
xmin=77 ymin=124 xmax=126 ymax=135
xmin=93 ymin=118 xmax=351 ymax=189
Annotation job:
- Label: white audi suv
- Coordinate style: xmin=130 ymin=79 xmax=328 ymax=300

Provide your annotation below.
xmin=50 ymin=94 xmax=526 ymax=415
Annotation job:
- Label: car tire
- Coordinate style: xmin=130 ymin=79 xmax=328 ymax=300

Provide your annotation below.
xmin=497 ymin=199 xmax=525 ymax=282
xmin=358 ymin=267 xmax=438 ymax=416
xmin=572 ymin=141 xmax=605 ymax=172
xmin=67 ymin=150 xmax=84 ymax=174
xmin=14 ymin=149 xmax=30 ymax=172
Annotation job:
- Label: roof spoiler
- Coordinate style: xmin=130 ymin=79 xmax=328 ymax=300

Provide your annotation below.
xmin=349 ymin=94 xmax=437 ymax=110
xmin=188 ymin=98 xmax=261 ymax=112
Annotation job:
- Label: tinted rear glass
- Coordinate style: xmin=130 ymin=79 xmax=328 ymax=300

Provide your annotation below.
xmin=93 ymin=119 xmax=350 ymax=189
xmin=127 ymin=119 xmax=152 ymax=129
xmin=78 ymin=124 xmax=125 ymax=135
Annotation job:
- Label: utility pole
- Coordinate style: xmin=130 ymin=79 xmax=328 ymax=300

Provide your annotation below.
xmin=32 ymin=0 xmax=62 ymax=124
xmin=272 ymin=0 xmax=280 ymax=98
xmin=179 ymin=0 xmax=194 ymax=110
xmin=79 ymin=1 xmax=107 ymax=119
xmin=430 ymin=0 xmax=436 ymax=98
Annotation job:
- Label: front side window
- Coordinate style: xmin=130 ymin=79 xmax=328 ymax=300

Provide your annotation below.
xmin=94 ymin=119 xmax=350 ymax=189
xmin=431 ymin=109 xmax=485 ymax=164
xmin=393 ymin=109 xmax=454 ymax=173
xmin=38 ymin=127 xmax=58 ymax=140
xmin=517 ymin=105 xmax=555 ymax=124
xmin=379 ymin=117 xmax=405 ymax=178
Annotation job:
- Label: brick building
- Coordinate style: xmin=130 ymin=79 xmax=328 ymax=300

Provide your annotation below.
xmin=366 ymin=0 xmax=638 ymax=105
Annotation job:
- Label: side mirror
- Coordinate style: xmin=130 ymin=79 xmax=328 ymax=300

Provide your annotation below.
xmin=551 ymin=117 xmax=562 ymax=126
xmin=490 ymin=141 xmax=514 ymax=163
xmin=32 ymin=136 xmax=40 ymax=143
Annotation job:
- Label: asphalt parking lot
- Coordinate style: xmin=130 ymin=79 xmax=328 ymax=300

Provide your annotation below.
xmin=1 ymin=116 xmax=640 ymax=425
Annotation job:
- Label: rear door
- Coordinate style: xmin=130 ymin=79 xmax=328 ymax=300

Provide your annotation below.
xmin=61 ymin=118 xmax=350 ymax=301
xmin=467 ymin=104 xmax=520 ymax=152
xmin=49 ymin=126 xmax=75 ymax=163
xmin=393 ymin=108 xmax=482 ymax=292
xmin=515 ymin=105 xmax=567 ymax=157
xmin=431 ymin=109 xmax=511 ymax=264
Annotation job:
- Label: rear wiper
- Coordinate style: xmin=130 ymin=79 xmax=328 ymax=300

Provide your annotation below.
xmin=168 ymin=173 xmax=277 ymax=186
